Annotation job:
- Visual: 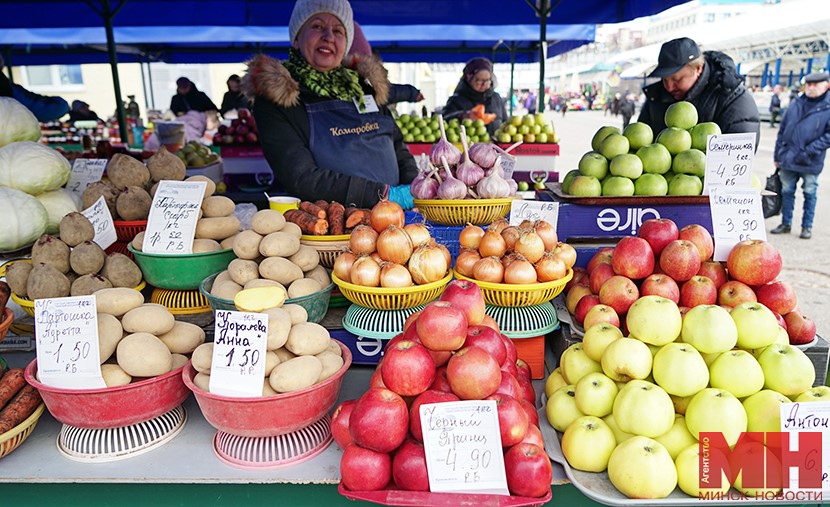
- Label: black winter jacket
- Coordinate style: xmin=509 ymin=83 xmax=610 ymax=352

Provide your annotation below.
xmin=243 ymin=54 xmax=417 ymax=208
xmin=219 ymin=91 xmax=252 ymax=116
xmin=442 ymin=78 xmax=508 ymax=135
xmin=774 ymin=91 xmax=830 ymax=175
xmin=170 ymin=86 xmax=218 ymax=115
xmin=638 ymin=51 xmax=760 ymax=145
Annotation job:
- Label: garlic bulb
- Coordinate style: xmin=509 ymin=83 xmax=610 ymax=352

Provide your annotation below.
xmin=476 ymin=164 xmax=512 ymax=199
xmin=455 ymin=126 xmax=485 ymax=186
xmin=437 ymin=156 xmax=467 ymax=200
xmin=468 ymin=142 xmax=499 ymax=169
xmin=429 ymin=115 xmax=461 ymax=167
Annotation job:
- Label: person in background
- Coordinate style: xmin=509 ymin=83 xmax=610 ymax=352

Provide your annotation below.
xmin=769 ymin=84 xmax=783 ymax=128
xmin=219 ymin=74 xmax=252 ymax=116
xmin=0 ymin=54 xmax=68 ymax=121
xmin=442 ymin=57 xmax=507 ymax=135
xmin=525 ymin=91 xmax=537 ymax=115
xmin=770 ymin=71 xmax=830 ymax=240
xmin=170 ymin=77 xmax=218 ymax=143
xmin=0 ymin=64 xmax=12 ymax=98
xmin=242 ymin=0 xmax=417 ymax=209
xmin=68 ymin=100 xmax=99 ymax=122
xmin=611 ymin=93 xmax=621 ymax=116
xmin=348 ymin=22 xmax=423 ymax=105
xmin=638 ymin=37 xmax=760 ymax=143
xmin=620 ymin=93 xmax=636 ymax=129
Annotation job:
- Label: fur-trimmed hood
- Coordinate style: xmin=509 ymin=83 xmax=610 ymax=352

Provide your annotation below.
xmin=242 ymin=53 xmax=390 ymax=108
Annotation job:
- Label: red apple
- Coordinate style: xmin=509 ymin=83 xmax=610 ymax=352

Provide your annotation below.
xmin=481 ymin=314 xmax=501 ymax=334
xmin=244 ymin=132 xmax=258 ymax=144
xmin=217 ymin=124 xmax=228 ymax=135
xmin=637 ymin=218 xmax=679 ymax=257
xmin=446 ymin=346 xmax=502 ymax=400
xmin=237 ymin=108 xmax=251 ymax=119
xmin=464 ymin=325 xmax=507 ymax=365
xmin=756 ymin=280 xmax=798 ymax=316
xmin=784 ymin=310 xmax=817 ymax=345
xmin=659 ymin=239 xmax=702 ymax=282
xmin=598 ymin=275 xmax=639 ymax=316
xmin=773 ymin=311 xmax=788 ymax=330
xmin=717 ymin=280 xmax=757 ymax=307
xmin=416 ymin=301 xmax=468 ymax=351
xmin=515 ymin=358 xmax=532 ymax=384
xmin=679 ymin=275 xmax=718 ymax=307
xmin=487 ymin=393 xmax=529 ymax=447
xmin=212 ymin=133 xmax=223 ymax=145
xmin=409 ymin=390 xmax=460 ymax=441
xmin=236 ymin=124 xmax=249 ymax=136
xmin=349 ymin=388 xmax=409 ymax=453
xmin=400 ymin=326 xmax=451 ymax=367
xmin=564 ymin=266 xmax=589 ymax=292
xmin=566 ymin=285 xmax=594 ymax=315
xmin=639 ymin=273 xmax=680 ymax=304
xmin=494 ymin=372 xmax=524 ymax=400
xmin=612 ymin=236 xmax=655 ymax=279
xmin=586 ymin=248 xmax=614 ymax=275
xmin=589 ymin=262 xmax=616 ymax=294
xmin=517 ymin=377 xmax=536 ymax=405
xmin=501 ymin=333 xmax=518 ymax=367
xmin=727 ymin=240 xmax=783 ymax=287
xmin=520 ymin=398 xmax=540 ymax=427
xmin=520 ymin=424 xmax=545 ymax=447
xmin=331 ymin=400 xmax=356 ymax=449
xmin=392 ymin=440 xmax=430 ymax=491
xmin=573 ymin=294 xmax=601 ymax=325
xmin=501 ymin=360 xmax=519 ymax=379
xmin=341 ymin=444 xmax=391 ymax=491
xmin=234 ymin=135 xmax=246 ymax=144
xmin=582 ymin=303 xmax=621 ymax=329
xmin=697 ymin=260 xmax=729 ymax=289
xmin=504 ymin=443 xmax=553 ymax=498
xmin=678 ymin=224 xmax=714 ymax=261
xmin=386 ymin=332 xmax=406 ymax=350
xmin=429 ymin=366 xmax=453 ymax=393
xmin=245 ymin=115 xmax=257 ymax=130
xmin=403 ymin=310 xmax=421 ymax=331
xmin=439 ymin=279 xmax=486 ymax=326
xmin=381 ymin=341 xmax=436 ymax=396
xmin=369 ymin=367 xmax=386 ymax=389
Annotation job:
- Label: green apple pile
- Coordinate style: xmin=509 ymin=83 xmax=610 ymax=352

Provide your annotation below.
xmin=395 ymin=115 xmax=492 ymax=144
xmin=562 ymin=101 xmax=721 ymax=197
xmin=493 ymin=114 xmax=558 ymax=144
xmin=176 ymin=141 xmax=219 ymax=168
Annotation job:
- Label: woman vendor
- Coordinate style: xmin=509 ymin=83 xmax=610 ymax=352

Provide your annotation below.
xmin=442 ymin=57 xmax=508 ymax=135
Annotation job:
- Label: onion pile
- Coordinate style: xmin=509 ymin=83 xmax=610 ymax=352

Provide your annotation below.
xmin=454 ymin=219 xmax=575 ymax=284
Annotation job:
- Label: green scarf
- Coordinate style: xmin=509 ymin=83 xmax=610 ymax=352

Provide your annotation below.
xmin=284 ymin=48 xmax=366 ymax=110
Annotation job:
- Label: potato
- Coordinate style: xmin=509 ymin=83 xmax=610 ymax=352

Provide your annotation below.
xmin=273 ymin=347 xmax=296 ymax=363
xmin=289 ymin=245 xmax=320 ymax=272
xmin=93 ymin=287 xmax=144 ymax=317
xmin=158 ymin=321 xmax=205 ymax=354
xmin=213 ymin=270 xmax=232 ymax=286
xmin=5 ymin=261 xmax=32 ymax=297
xmin=122 ymin=304 xmax=176 ymax=335
xmin=191 ymin=342 xmax=214 ymax=374
xmin=116 ymin=186 xmax=152 ymax=221
xmin=287 ymin=278 xmax=323 ymax=299
xmin=101 ymin=253 xmax=142 ymax=288
xmin=281 ymin=222 xmax=302 ymax=237
xmin=32 ymin=234 xmax=70 ymax=274
xmin=263 ymin=350 xmax=280 ymax=377
xmin=71 ymin=273 xmax=112 ymax=296
xmin=101 ymin=364 xmax=132 ymax=387
xmin=262 ymin=379 xmax=278 ymax=396
xmin=97 ymin=313 xmax=123 ymax=364
xmin=304 ymin=264 xmax=331 ymax=287
xmin=107 ymin=153 xmax=151 ymax=190
xmin=211 ymin=280 xmax=242 ymax=300
xmin=201 ymin=196 xmax=235 ymax=218
xmin=116 ymin=332 xmax=173 ymax=377
xmin=186 ymin=175 xmax=216 ymax=198
xmin=232 ymin=230 xmax=263 ymax=260
xmin=285 ymin=322 xmax=330 ymax=356
xmin=259 ymin=231 xmax=301 ymax=258
xmin=244 ymin=279 xmax=285 ymax=291
xmin=268 ymin=356 xmax=322 ymax=393
xmin=226 ymin=259 xmax=259 ymax=286
xmin=263 ymin=307 xmax=292 ymax=350
xmin=259 ymin=257 xmax=303 ymax=286
xmin=27 ymin=263 xmax=70 ymax=299
xmin=315 ymin=351 xmax=344 ymax=382
xmin=220 ymin=234 xmax=238 ymax=250
xmin=131 ymin=231 xmax=145 ymax=252
xmin=194 ymin=372 xmax=211 ymax=391
xmin=324 ymin=340 xmax=342 ymax=357
xmin=282 ymin=304 xmax=308 ymax=325
xmin=82 ymin=180 xmax=119 ymax=218
xmin=195 ymin=216 xmax=240 ymax=241
xmin=147 ymin=145 xmax=186 ymax=182
xmin=234 ymin=286 xmax=286 ymax=313
xmin=70 ymin=240 xmax=105 ymax=275
xmin=192 ymin=238 xmax=221 ymax=253
xmin=170 ymin=354 xmax=189 ymax=371
xmin=59 ymin=212 xmax=95 ymax=247
xmin=251 ymin=209 xmax=286 ymax=235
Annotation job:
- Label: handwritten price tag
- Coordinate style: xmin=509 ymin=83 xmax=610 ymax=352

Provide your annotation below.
xmin=421 ymin=400 xmax=509 ymax=495
xmin=209 ymin=310 xmax=268 ymax=398
xmin=779 ymin=401 xmax=830 ymax=494
xmin=34 ymin=296 xmax=106 ymax=389
xmin=709 ymin=186 xmax=766 ymax=261
xmin=81 ymin=195 xmax=117 ymax=250
xmin=142 ymin=180 xmax=205 ymax=254
xmin=509 ymin=200 xmax=559 ymax=227
xmin=66 ymin=159 xmax=107 ymax=198
xmin=703 ymin=132 xmax=756 ymax=194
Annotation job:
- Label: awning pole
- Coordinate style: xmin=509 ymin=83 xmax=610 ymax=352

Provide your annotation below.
xmin=147 ymin=57 xmax=156 ymax=109
xmin=509 ymin=43 xmax=516 ymax=117
xmin=100 ymin=0 xmax=128 ymax=142
xmin=139 ymin=55 xmax=149 ymax=112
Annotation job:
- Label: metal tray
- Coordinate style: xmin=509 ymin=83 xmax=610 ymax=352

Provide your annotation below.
xmin=546 ymin=182 xmax=711 ymax=205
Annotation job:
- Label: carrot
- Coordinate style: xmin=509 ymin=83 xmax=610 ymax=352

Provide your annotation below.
xmin=0 ymin=368 xmax=26 ymax=410
xmin=313 ymin=200 xmax=330 ymax=215
xmin=284 ymin=209 xmax=329 ymax=235
xmin=0 ymin=280 xmax=9 ymax=314
xmin=299 ymin=201 xmax=326 ymax=219
xmin=345 ymin=207 xmax=368 ymax=229
xmin=328 ymin=202 xmax=345 ymax=235
xmin=0 ymin=385 xmax=41 ymax=434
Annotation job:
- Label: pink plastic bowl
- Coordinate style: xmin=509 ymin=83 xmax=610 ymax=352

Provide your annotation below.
xmin=182 ymin=340 xmax=352 ymax=437
xmin=24 ymin=360 xmax=190 ymax=429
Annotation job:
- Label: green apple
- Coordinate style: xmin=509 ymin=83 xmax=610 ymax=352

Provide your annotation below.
xmin=690 ymin=122 xmax=721 ymax=152
xmin=447 ymin=132 xmax=460 ymax=143
xmin=652 ymin=342 xmax=709 ymax=397
xmin=545 ymin=384 xmax=585 ymax=432
xmin=742 ymin=389 xmax=790 ymax=432
xmin=448 ymin=117 xmax=459 ymax=127
xmin=730 ymin=301 xmax=779 ymax=350
xmin=626 ymin=295 xmax=682 ymax=346
xmin=671 ymin=148 xmax=706 ymax=177
xmin=667 ymin=174 xmax=703 ymax=196
xmin=534 ymin=112 xmax=547 ymax=126
xmin=623 ymin=122 xmax=654 ymax=151
xmin=599 ymin=133 xmax=630 ymax=160
xmin=415 ymin=119 xmax=427 ymax=128
xmin=602 ymin=176 xmax=635 ymax=197
xmin=675 ymin=443 xmax=732 ymax=497
xmin=543 ymin=124 xmax=555 ymax=135
xmin=562 ymin=415 xmax=617 ymax=472
xmin=732 ymin=441 xmax=783 ymax=497
xmin=403 ymin=134 xmax=415 ymax=143
xmin=399 ymin=114 xmax=411 ymax=124
xmin=537 ymin=133 xmax=549 ymax=143
xmin=664 ymin=101 xmax=698 ymax=130
xmin=531 ymin=124 xmax=542 ymax=135
xmin=582 ymin=322 xmax=623 ymax=362
xmin=708 ymin=349 xmax=764 ymax=398
xmin=516 ymin=180 xmax=530 ymax=191
xmin=414 ymin=134 xmax=425 ymax=142
xmin=609 ymin=153 xmax=643 ymax=179
xmin=794 ymin=385 xmax=830 ymax=402
xmin=498 ymin=133 xmax=512 ymax=143
xmin=608 ymin=436 xmax=678 ymax=499
xmin=613 ymin=380 xmax=675 ymax=438
xmin=603 ymin=412 xmax=635 ymax=444
xmin=685 ymin=388 xmax=747 ymax=445
xmin=534 ymin=181 xmax=546 ymax=190
xmin=591 ymin=126 xmax=621 ymax=152
xmin=461 ymin=118 xmax=473 ymax=128
xmin=575 ymin=372 xmax=619 ymax=417
xmin=505 ymin=124 xmax=518 ymax=136
xmin=656 ymin=127 xmax=692 ymax=156
xmin=634 ymin=173 xmax=669 ymax=196
xmin=681 ymin=305 xmax=738 ymax=354
xmin=757 ymin=344 xmax=816 ymax=396
xmin=560 ymin=169 xmax=580 ymax=194
xmin=544 ymin=367 xmax=567 ymax=398
xmin=473 ymin=119 xmax=485 ymax=129
xmin=559 ymin=342 xmax=602 ymax=385
xmin=511 ymin=133 xmax=523 ymax=143
xmin=654 ymin=414 xmax=697 ymax=460
xmin=602 ymin=337 xmax=653 ymax=383
xmin=578 ymin=151 xmax=609 ymax=179
xmin=519 ymin=125 xmax=530 ymax=135
xmin=568 ymin=175 xmax=602 ymax=197
xmin=523 ymin=133 xmax=536 ymax=143
xmin=637 ymin=143 xmax=673 ymax=174
xmin=508 ymin=115 xmax=522 ymax=127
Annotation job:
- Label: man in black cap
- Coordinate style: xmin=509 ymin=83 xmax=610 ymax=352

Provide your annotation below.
xmin=638 ymin=37 xmax=760 ymax=143
xmin=770 ymin=71 xmax=830 ymax=240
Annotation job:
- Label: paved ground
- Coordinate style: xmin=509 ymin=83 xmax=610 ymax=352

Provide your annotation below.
xmin=543 ymin=109 xmax=830 ymax=337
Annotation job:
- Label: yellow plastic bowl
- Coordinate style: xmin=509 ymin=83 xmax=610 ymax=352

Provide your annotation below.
xmin=300 ymin=235 xmax=350 ymax=269
xmin=452 ymin=269 xmax=573 ymax=307
xmin=0 ymin=403 xmax=45 ymax=459
xmin=331 ymin=272 xmax=452 ymax=310
xmin=12 ymin=280 xmax=147 ymax=317
xmin=268 ymin=196 xmax=300 ymax=214
xmin=413 ymin=198 xmax=514 ymax=226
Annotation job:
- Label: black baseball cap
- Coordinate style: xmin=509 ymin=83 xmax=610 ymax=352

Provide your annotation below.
xmin=648 ymin=37 xmax=701 ymax=78
xmin=804 ymin=71 xmax=829 ymax=83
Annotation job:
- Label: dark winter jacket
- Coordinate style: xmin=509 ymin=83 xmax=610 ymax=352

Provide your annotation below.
xmin=638 ymin=51 xmax=760 ymax=145
xmin=620 ymin=98 xmax=636 ymax=117
xmin=442 ymin=78 xmax=508 ymax=135
xmin=387 ymin=83 xmax=420 ymax=105
xmin=219 ymin=90 xmax=252 ymax=116
xmin=170 ymin=86 xmax=218 ymax=115
xmin=0 ymin=72 xmax=12 ymax=98
xmin=242 ymin=54 xmax=418 ymax=208
xmin=774 ymin=91 xmax=830 ymax=175
xmin=10 ymin=84 xmax=69 ymax=121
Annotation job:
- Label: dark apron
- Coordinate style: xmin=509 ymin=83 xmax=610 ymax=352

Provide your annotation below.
xmin=307 ymin=99 xmax=399 ymax=185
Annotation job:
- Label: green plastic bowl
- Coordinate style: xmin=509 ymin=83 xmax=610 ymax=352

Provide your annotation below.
xmin=199 ymin=272 xmax=334 ymax=324
xmin=127 ymin=244 xmax=236 ymax=290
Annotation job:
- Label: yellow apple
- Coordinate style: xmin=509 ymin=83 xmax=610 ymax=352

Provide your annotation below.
xmin=626 ymin=295 xmax=682 ymax=346
xmin=675 ymin=443 xmax=731 ymax=497
xmin=613 ymin=380 xmax=674 ymax=437
xmin=546 ymin=384 xmax=584 ymax=432
xmin=685 ymin=388 xmax=747 ymax=446
xmin=652 ymin=342 xmax=709 ymax=397
xmin=654 ymin=414 xmax=697 ymax=460
xmin=561 ymin=415 xmax=617 ymax=472
xmin=559 ymin=343 xmax=602 ymax=385
xmin=708 ymin=349 xmax=764 ymax=398
xmin=582 ymin=323 xmax=623 ymax=362
xmin=601 ymin=337 xmax=653 ymax=382
xmin=575 ymin=372 xmax=619 ymax=417
xmin=608 ymin=436 xmax=677 ymax=499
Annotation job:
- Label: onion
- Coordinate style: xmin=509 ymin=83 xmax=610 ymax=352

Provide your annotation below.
xmin=380 ymin=262 xmax=413 ymax=288
xmin=370 ymin=251 xmax=384 ymax=264
xmin=504 ymin=258 xmax=537 ymax=284
xmin=534 ymin=220 xmax=558 ymax=251
xmin=455 ymin=126 xmax=485 ymax=186
xmin=436 ymin=156 xmax=467 ymax=200
xmin=519 ymin=219 xmax=534 ymax=230
xmin=351 ymin=256 xmax=381 ymax=287
xmin=404 ymin=223 xmax=431 ymax=248
xmin=454 ymin=249 xmax=481 ymax=277
xmin=488 ymin=218 xmax=509 ymax=234
xmin=429 ymin=115 xmax=462 ymax=167
xmin=514 ymin=231 xmax=545 ymax=263
xmin=333 ymin=250 xmax=357 ymax=282
xmin=436 ymin=242 xmax=451 ymax=268
xmin=502 ymin=251 xmax=520 ymax=269
xmin=501 ymin=226 xmax=521 ymax=252
xmin=408 ymin=244 xmax=448 ymax=285
xmin=535 ymin=252 xmax=567 ymax=282
xmin=473 ymin=256 xmax=504 ymax=283
xmin=377 ymin=225 xmax=413 ymax=265
xmin=552 ymin=242 xmax=578 ymax=270
xmin=459 ymin=224 xmax=485 ymax=250
xmin=468 ymin=142 xmax=499 ymax=169
xmin=370 ymin=199 xmax=405 ymax=233
xmin=478 ymin=229 xmax=507 ymax=258
xmin=349 ymin=225 xmax=378 ymax=255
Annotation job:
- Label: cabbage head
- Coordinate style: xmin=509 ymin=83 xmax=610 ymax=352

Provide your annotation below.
xmin=0 ymin=186 xmax=49 ymax=252
xmin=36 ymin=188 xmax=81 ymax=234
xmin=0 ymin=141 xmax=71 ymax=195
xmin=0 ymin=97 xmax=42 ymax=148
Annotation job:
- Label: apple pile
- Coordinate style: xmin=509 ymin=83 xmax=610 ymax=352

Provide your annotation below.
xmin=396 ymin=113 xmax=464 ymax=144
xmin=333 ymin=280 xmax=552 ymax=498
xmin=492 ymin=113 xmax=559 ymax=144
xmin=213 ymin=108 xmax=259 ymax=146
xmin=454 ymin=219 xmax=576 ymax=284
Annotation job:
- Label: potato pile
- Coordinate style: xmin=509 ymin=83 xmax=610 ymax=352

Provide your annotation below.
xmin=209 ymin=209 xmax=330 ymax=301
xmin=190 ymin=302 xmax=344 ymax=395
xmin=5 ymin=213 xmax=142 ymax=298
xmin=94 ymin=287 xmax=205 ymax=387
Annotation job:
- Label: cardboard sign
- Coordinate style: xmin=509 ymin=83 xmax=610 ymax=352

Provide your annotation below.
xmin=780 ymin=401 xmax=830 ymax=493
xmin=498 ymin=156 xmax=516 ymax=180
xmin=708 ymin=186 xmax=766 ymax=261
xmin=703 ymin=132 xmax=756 ymax=194
xmin=509 ymin=200 xmax=559 ymax=227
xmin=81 ymin=195 xmax=117 ymax=249
xmin=35 ymin=296 xmax=106 ymax=389
xmin=209 ymin=310 xmax=268 ymax=398
xmin=142 ymin=180 xmax=205 ymax=254
xmin=420 ymin=400 xmax=509 ymax=495
xmin=66 ymin=159 xmax=107 ymax=198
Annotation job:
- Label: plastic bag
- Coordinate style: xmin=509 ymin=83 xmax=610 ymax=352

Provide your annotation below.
xmin=762 ymin=169 xmax=782 ymax=218
xmin=234 ymin=203 xmax=258 ymax=231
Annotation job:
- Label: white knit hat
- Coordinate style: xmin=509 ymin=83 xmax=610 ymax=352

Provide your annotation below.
xmin=289 ymin=0 xmax=354 ymax=55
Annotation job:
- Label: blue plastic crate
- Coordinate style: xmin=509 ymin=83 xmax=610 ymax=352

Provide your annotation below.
xmin=405 ymin=211 xmax=462 ymax=264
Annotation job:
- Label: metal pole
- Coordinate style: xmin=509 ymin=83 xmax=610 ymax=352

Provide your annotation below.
xmin=509 ymin=43 xmax=516 ymax=118
xmin=147 ymin=58 xmax=156 ymax=109
xmin=139 ymin=55 xmax=149 ymax=112
xmin=537 ymin=0 xmax=547 ymax=113
xmin=101 ymin=0 xmax=128 ymax=142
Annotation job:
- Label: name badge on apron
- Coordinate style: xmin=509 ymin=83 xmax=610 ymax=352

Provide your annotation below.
xmin=355 ymin=95 xmax=380 ymax=114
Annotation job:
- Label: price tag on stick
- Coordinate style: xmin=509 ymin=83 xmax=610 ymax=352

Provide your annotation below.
xmin=81 ymin=195 xmax=117 ymax=250
xmin=209 ymin=310 xmax=268 ymax=398
xmin=35 ymin=295 xmax=106 ymax=389
xmin=66 ymin=159 xmax=108 ymax=198
xmin=703 ymin=132 xmax=756 ymax=194
xmin=509 ymin=200 xmax=559 ymax=227
xmin=709 ymin=186 xmax=767 ymax=261
xmin=142 ymin=180 xmax=206 ymax=254
xmin=779 ymin=401 xmax=830 ymax=494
